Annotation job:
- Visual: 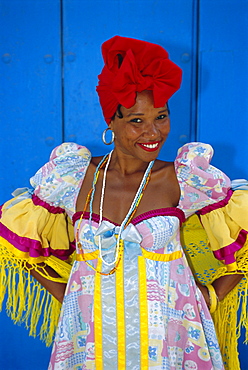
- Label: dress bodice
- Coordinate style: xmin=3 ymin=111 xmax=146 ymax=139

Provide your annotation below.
xmin=73 ymin=208 xmax=185 ymax=257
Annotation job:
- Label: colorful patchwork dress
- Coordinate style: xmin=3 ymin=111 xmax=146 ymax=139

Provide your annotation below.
xmin=1 ymin=142 xmax=248 ymax=370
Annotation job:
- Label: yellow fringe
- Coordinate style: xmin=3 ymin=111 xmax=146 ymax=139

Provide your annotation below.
xmin=0 ymin=237 xmax=73 ymax=346
xmin=181 ymin=214 xmax=248 ymax=370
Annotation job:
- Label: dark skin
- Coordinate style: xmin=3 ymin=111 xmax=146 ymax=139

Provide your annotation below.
xmin=77 ymin=90 xmax=179 ymax=221
xmin=76 ymin=158 xmax=179 ymax=224
xmin=30 ymin=90 xmax=243 ymax=306
xmin=26 ymin=263 xmax=66 ymax=304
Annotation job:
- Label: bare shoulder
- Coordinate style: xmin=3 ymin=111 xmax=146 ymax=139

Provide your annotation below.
xmin=85 ymin=155 xmax=105 ymax=174
xmin=91 ymin=155 xmax=105 ymax=166
xmin=153 ymin=159 xmax=176 ymax=178
xmin=146 ymin=159 xmax=180 ymax=208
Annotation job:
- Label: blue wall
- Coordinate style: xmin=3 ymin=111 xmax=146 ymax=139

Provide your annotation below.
xmin=0 ymin=0 xmax=248 ymax=368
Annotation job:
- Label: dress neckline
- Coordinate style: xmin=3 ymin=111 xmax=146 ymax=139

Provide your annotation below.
xmin=72 ymin=207 xmax=185 ymax=227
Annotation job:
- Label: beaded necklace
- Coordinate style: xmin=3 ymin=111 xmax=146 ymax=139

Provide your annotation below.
xmin=76 ymin=152 xmax=154 ymax=275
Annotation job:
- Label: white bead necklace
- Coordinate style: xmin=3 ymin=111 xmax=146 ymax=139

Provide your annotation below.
xmin=97 ymin=151 xmax=155 ymax=266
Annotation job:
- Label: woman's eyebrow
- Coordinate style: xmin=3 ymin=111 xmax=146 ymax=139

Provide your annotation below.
xmin=127 ymin=108 xmax=168 ymax=117
xmin=126 ymin=112 xmax=145 ymax=117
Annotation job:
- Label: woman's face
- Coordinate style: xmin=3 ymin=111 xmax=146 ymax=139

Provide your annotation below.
xmin=109 ymin=90 xmax=170 ymax=162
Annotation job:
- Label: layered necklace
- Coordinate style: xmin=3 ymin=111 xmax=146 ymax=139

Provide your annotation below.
xmin=76 ymin=152 xmax=155 ymax=275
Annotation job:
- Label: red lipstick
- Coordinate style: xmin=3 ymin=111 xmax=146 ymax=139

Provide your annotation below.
xmin=137 ymin=141 xmax=160 ymax=152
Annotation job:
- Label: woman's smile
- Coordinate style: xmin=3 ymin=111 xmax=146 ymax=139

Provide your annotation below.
xmin=137 ymin=141 xmax=160 ymax=152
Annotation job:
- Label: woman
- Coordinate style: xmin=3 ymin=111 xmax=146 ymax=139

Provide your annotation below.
xmin=0 ymin=36 xmax=247 ymax=370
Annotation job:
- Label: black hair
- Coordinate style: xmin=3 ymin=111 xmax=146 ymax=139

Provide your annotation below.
xmin=117 ymin=53 xmax=123 ymax=67
xmin=111 ymin=104 xmax=123 ymax=121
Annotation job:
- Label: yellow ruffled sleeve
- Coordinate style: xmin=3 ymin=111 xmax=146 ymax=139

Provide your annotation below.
xmin=181 ymin=180 xmax=248 ymax=370
xmin=0 ymin=191 xmax=74 ymax=346
xmin=0 ymin=142 xmax=91 ymax=345
xmin=0 ymin=194 xmax=75 ymax=267
xmin=198 ymin=189 xmax=248 ymax=272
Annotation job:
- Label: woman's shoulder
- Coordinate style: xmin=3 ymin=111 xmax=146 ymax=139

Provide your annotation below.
xmin=174 ymin=142 xmax=231 ymax=215
xmin=30 ymin=142 xmax=92 ymax=213
xmin=174 ymin=142 xmax=213 ymax=166
xmin=48 ymin=142 xmax=91 ymax=163
xmin=31 ymin=142 xmax=91 ymax=182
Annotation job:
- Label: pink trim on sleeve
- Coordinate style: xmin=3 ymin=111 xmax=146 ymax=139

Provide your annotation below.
xmin=213 ymin=229 xmax=248 ymax=265
xmin=0 ymin=221 xmax=75 ymax=260
xmin=197 ymin=189 xmax=233 ymax=215
xmin=32 ymin=194 xmax=65 ymax=214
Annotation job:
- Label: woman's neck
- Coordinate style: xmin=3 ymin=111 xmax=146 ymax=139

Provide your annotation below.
xmin=108 ymin=149 xmax=154 ymax=176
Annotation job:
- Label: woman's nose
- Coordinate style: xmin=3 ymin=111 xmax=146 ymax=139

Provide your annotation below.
xmin=143 ymin=122 xmax=159 ymax=137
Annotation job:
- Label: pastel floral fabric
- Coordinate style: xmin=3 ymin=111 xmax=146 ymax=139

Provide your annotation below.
xmin=1 ymin=142 xmax=227 ymax=369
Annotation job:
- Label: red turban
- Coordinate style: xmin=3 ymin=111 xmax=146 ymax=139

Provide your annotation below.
xmin=96 ymin=35 xmax=182 ymax=124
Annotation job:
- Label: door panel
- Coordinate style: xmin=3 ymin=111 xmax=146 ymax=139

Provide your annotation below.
xmin=0 ymin=0 xmax=63 ymax=204
xmin=0 ymin=1 xmax=61 ymax=369
xmin=198 ymin=0 xmax=248 ymax=179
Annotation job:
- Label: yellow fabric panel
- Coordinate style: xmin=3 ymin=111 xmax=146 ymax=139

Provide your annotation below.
xmin=94 ymin=260 xmax=103 ymax=370
xmin=116 ymin=255 xmax=126 ymax=368
xmin=200 ymin=190 xmax=248 ymax=251
xmin=1 ymin=197 xmax=75 ymax=256
xmin=226 ymin=190 xmax=248 ymax=230
xmin=181 ymin=214 xmax=221 ymax=281
xmin=76 ymin=251 xmax=99 ymax=261
xmin=142 ymin=249 xmax=182 ymax=262
xmin=138 ymin=256 xmax=149 ymax=369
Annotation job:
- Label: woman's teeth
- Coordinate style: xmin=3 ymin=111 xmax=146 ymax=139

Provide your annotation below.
xmin=142 ymin=143 xmax=158 ymax=149
xmin=137 ymin=142 xmax=160 ymax=151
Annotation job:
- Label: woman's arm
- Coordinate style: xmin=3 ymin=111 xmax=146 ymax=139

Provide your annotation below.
xmin=196 ymin=273 xmax=244 ymax=307
xmin=26 ymin=263 xmax=67 ymax=304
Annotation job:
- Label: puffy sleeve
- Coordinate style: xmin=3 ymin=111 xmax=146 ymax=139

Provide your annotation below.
xmin=176 ymin=142 xmax=248 ymax=272
xmin=175 ymin=142 xmax=231 ymax=216
xmin=0 ymin=142 xmax=91 ymax=345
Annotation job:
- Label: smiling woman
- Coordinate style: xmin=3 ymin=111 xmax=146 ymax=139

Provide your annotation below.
xmin=109 ymin=91 xmax=170 ymax=162
xmin=0 ymin=35 xmax=248 ymax=370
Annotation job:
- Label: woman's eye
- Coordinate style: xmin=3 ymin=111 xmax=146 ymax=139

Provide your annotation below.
xmin=130 ymin=118 xmax=142 ymax=123
xmin=156 ymin=114 xmax=167 ymax=120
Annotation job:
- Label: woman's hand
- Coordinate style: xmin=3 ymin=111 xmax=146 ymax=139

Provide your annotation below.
xmin=196 ymin=281 xmax=210 ymax=307
xmin=26 ymin=263 xmax=66 ymax=304
xmin=196 ymin=273 xmax=244 ymax=309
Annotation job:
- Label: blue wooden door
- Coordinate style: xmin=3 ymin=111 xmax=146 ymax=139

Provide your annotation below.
xmin=0 ymin=0 xmax=247 ymax=369
xmin=198 ymin=0 xmax=248 ymax=180
xmin=0 ymin=1 xmax=62 ymax=368
xmin=0 ymin=0 xmax=63 ymax=204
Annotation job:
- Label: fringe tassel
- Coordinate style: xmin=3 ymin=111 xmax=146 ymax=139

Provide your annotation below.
xmin=0 ymin=239 xmax=62 ymax=346
xmin=212 ymin=287 xmax=240 ymax=370
xmin=181 ymin=214 xmax=248 ymax=370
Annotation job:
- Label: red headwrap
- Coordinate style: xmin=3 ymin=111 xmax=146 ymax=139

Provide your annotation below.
xmin=96 ymin=35 xmax=182 ymax=124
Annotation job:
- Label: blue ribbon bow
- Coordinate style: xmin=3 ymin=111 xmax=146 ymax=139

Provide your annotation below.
xmin=95 ymin=220 xmax=143 ymax=261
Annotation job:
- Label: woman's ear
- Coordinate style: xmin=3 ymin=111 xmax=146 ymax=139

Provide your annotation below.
xmin=109 ymin=121 xmax=114 ymax=131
